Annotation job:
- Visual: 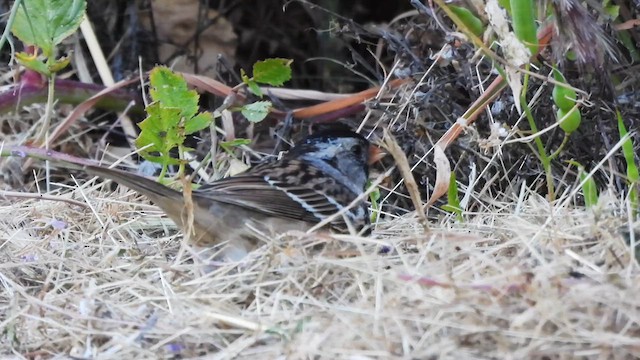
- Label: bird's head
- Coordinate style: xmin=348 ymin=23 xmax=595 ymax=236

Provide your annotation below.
xmin=287 ymin=128 xmax=382 ymax=191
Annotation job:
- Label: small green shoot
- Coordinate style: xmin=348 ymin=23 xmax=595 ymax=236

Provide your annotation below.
xmin=441 ymin=172 xmax=463 ymax=221
xmin=617 ymin=111 xmax=639 ymax=215
xmin=239 ymin=58 xmax=293 ymax=123
xmin=241 ymin=58 xmax=293 ymax=97
xmin=135 ymin=67 xmax=213 ymax=179
xmin=368 ymin=182 xmax=381 ymax=223
xmin=569 ymin=160 xmax=599 ymax=208
xmin=135 ymin=59 xmax=292 ymax=181
xmin=580 ymin=170 xmax=599 ymax=209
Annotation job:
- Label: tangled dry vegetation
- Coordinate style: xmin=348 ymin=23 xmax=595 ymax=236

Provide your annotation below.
xmin=2 ymin=169 xmax=639 ymax=358
xmin=2 ymin=0 xmax=640 ymax=359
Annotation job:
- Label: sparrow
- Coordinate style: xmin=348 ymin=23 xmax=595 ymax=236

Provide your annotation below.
xmin=56 ymin=128 xmax=380 ymax=258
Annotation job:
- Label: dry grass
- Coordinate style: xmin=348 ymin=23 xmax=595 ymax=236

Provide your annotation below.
xmin=1 ymin=4 xmax=638 ymax=355
xmin=2 ymin=175 xmax=639 ymax=359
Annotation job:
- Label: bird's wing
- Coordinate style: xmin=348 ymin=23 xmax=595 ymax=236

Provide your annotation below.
xmin=195 ymin=159 xmax=364 ymax=230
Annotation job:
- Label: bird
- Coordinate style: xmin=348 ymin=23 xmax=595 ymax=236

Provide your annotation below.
xmin=55 ymin=128 xmax=381 ymax=258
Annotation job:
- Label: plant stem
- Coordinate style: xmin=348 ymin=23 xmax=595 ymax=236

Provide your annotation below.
xmin=521 ymin=68 xmax=555 ymax=199
xmin=41 ymin=72 xmax=56 ymax=193
xmin=158 ymin=163 xmax=168 ymax=181
xmin=549 ymin=134 xmax=570 ymax=160
xmin=39 ymin=73 xmax=56 ymax=147
xmin=177 ymin=145 xmax=186 ymax=179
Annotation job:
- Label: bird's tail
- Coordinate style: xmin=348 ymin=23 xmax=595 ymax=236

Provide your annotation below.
xmin=82 ymin=164 xmax=187 ymax=229
xmin=3 ymin=145 xmax=193 ymax=232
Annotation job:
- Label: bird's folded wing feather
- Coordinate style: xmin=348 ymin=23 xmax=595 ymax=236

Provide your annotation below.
xmin=194 ymin=160 xmax=359 ymax=229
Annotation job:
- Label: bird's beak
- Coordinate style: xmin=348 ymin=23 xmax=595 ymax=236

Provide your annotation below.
xmin=368 ymin=145 xmax=386 ymax=164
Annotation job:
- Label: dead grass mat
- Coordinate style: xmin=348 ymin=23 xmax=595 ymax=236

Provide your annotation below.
xmin=1 ymin=182 xmax=639 ymax=359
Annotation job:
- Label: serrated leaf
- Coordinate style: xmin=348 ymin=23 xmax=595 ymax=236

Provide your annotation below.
xmin=12 ymin=0 xmax=86 ymax=58
xmin=241 ymin=101 xmax=271 ymax=123
xmin=184 ymin=112 xmax=212 ymax=135
xmin=149 ymin=66 xmax=199 ymax=120
xmin=16 ymin=52 xmax=50 ymax=76
xmin=252 ymin=58 xmax=292 ymax=86
xmin=136 ymin=103 xmax=184 ymax=164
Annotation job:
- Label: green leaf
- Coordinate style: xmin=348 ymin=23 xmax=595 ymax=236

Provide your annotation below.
xmin=135 ymin=102 xmax=184 ymax=165
xmin=443 ymin=171 xmax=463 ymax=221
xmin=12 ymin=0 xmax=86 ymax=58
xmin=618 ymin=111 xmax=639 ymax=182
xmin=149 ymin=66 xmax=199 ymax=120
xmin=510 ymin=0 xmax=538 ymax=55
xmin=246 ymin=79 xmax=263 ymax=97
xmin=580 ymin=169 xmax=599 ymax=208
xmin=618 ymin=110 xmax=639 ymax=216
xmin=241 ymin=68 xmax=263 ymax=97
xmin=241 ymin=101 xmax=271 ymax=123
xmin=15 ymin=51 xmax=50 ymax=76
xmin=449 ymin=5 xmax=484 ymax=37
xmin=184 ymin=112 xmax=212 ymax=135
xmin=252 ymin=58 xmax=292 ymax=86
xmin=567 ymin=160 xmax=600 ymax=208
xmin=137 ymin=66 xmax=215 ymax=168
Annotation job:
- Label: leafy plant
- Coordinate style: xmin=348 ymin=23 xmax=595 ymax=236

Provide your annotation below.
xmin=10 ymin=0 xmax=86 ymax=143
xmin=136 ymin=59 xmax=293 ymax=181
xmin=238 ymin=58 xmax=293 ymax=123
xmin=135 ymin=67 xmax=213 ymax=179
xmin=241 ymin=58 xmax=293 ymax=96
xmin=12 ymin=0 xmax=85 ymax=73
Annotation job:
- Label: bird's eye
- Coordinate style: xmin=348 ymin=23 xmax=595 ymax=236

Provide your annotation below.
xmin=352 ymin=144 xmax=363 ymax=156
